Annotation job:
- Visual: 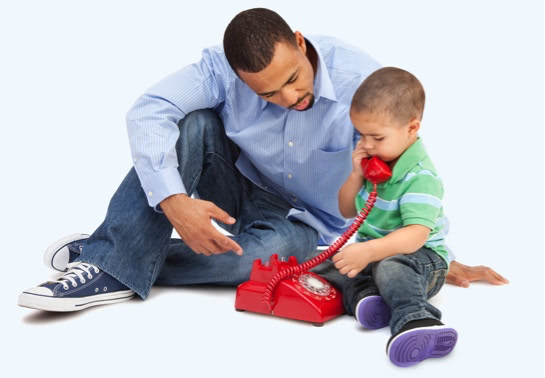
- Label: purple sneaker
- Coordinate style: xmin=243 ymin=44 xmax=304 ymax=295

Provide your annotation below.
xmin=387 ymin=319 xmax=458 ymax=367
xmin=355 ymin=295 xmax=391 ymax=329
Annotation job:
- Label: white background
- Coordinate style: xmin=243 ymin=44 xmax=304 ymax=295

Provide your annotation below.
xmin=1 ymin=0 xmax=543 ymax=377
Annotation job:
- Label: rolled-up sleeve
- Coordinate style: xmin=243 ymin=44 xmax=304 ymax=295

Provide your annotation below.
xmin=126 ymin=47 xmax=231 ymax=209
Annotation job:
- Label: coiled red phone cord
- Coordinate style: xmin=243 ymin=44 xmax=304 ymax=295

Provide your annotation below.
xmin=262 ymin=182 xmax=378 ymax=309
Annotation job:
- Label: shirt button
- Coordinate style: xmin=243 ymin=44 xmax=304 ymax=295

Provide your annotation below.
xmin=288 ymin=141 xmax=294 ymax=147
xmin=293 ymin=197 xmax=298 ymax=203
xmin=148 ymin=191 xmax=153 ymax=197
xmin=287 ymin=173 xmax=293 ymax=179
xmin=133 ymin=158 xmax=137 ymax=163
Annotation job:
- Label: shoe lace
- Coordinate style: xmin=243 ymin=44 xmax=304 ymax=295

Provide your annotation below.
xmin=53 ymin=262 xmax=100 ymax=290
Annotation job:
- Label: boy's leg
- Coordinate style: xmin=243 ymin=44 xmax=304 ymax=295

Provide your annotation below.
xmin=374 ymin=248 xmax=448 ymax=334
xmin=311 ymin=258 xmax=390 ymax=329
xmin=374 ymin=248 xmax=457 ymax=367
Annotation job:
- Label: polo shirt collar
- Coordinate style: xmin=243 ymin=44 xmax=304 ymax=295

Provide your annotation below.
xmin=260 ymin=37 xmax=337 ymax=110
xmin=388 ymin=138 xmax=427 ymax=183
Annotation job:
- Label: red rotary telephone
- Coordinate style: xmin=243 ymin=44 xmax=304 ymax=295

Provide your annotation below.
xmin=235 ymin=157 xmax=392 ymax=326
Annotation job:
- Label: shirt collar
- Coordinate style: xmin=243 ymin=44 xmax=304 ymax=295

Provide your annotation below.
xmin=260 ymin=36 xmax=337 ymax=110
xmin=388 ymin=138 xmax=428 ymax=183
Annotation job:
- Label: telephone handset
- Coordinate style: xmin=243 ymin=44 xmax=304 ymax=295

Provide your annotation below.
xmin=235 ymin=157 xmax=392 ymax=326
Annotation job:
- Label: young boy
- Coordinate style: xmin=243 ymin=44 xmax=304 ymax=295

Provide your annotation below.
xmin=312 ymin=67 xmax=457 ymax=367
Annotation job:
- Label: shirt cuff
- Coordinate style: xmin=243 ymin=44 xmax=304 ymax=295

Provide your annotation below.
xmin=136 ymin=166 xmax=187 ymax=211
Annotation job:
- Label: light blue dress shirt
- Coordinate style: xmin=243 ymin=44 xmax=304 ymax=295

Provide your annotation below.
xmin=126 ymin=35 xmax=382 ymax=243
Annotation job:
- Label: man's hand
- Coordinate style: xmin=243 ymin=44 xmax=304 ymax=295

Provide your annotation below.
xmin=446 ymin=261 xmax=509 ymax=288
xmin=160 ymin=194 xmax=243 ymax=256
xmin=332 ymin=242 xmax=374 ymax=278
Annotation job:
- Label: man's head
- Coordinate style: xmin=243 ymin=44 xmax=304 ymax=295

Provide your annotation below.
xmin=350 ymin=67 xmax=426 ymax=162
xmin=223 ymin=8 xmax=316 ymax=110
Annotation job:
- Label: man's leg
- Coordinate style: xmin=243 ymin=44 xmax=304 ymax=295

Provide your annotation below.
xmin=20 ymin=109 xmax=318 ymax=311
xmin=77 ymin=109 xmax=314 ymax=297
xmin=156 ymin=185 xmax=318 ymax=286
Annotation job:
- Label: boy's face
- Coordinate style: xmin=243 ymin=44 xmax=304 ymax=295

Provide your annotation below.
xmin=350 ymin=110 xmax=420 ymax=163
xmin=237 ymin=31 xmax=316 ymax=111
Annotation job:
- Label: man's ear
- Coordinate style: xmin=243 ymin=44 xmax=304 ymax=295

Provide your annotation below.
xmin=294 ymin=31 xmax=306 ymax=54
xmin=407 ymin=118 xmax=421 ymax=136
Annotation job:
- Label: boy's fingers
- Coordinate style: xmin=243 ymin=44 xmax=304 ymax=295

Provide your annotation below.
xmin=347 ymin=269 xmax=359 ymax=278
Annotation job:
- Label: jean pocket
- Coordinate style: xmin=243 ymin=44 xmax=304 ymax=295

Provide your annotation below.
xmin=311 ymin=147 xmax=352 ymax=199
xmin=426 ymin=268 xmax=447 ymax=299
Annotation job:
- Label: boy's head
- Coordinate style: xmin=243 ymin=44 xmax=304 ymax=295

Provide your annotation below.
xmin=223 ymin=8 xmax=316 ymax=111
xmin=350 ymin=67 xmax=426 ymax=163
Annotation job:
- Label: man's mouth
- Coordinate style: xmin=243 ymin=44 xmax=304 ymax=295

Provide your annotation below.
xmin=290 ymin=94 xmax=313 ymax=111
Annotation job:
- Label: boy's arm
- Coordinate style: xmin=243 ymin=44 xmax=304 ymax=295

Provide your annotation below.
xmin=333 ymin=225 xmax=430 ymax=278
xmin=339 ymin=139 xmax=369 ymax=218
xmin=338 ymin=172 xmax=364 ymax=218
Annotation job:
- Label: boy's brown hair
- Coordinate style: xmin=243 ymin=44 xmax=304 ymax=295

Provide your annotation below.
xmin=351 ymin=67 xmax=426 ymax=124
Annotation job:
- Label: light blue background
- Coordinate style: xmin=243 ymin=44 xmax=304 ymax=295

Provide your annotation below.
xmin=1 ymin=1 xmax=543 ymax=377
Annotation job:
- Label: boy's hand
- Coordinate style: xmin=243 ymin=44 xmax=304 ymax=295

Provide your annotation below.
xmin=351 ymin=140 xmax=370 ymax=177
xmin=332 ymin=242 xmax=375 ymax=278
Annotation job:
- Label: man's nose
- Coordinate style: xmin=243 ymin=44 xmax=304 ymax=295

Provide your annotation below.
xmin=280 ymin=88 xmax=299 ymax=108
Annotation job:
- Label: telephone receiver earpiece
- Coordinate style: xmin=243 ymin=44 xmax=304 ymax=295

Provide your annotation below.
xmin=360 ymin=157 xmax=392 ymax=183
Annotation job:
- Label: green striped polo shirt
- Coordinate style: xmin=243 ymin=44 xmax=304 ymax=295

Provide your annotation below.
xmin=355 ymin=138 xmax=449 ymax=265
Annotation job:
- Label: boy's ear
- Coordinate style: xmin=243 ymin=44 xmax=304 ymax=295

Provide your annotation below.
xmin=407 ymin=118 xmax=421 ymax=136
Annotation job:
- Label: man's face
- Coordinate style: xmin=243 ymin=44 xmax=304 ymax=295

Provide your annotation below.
xmin=238 ymin=32 xmax=316 ymax=111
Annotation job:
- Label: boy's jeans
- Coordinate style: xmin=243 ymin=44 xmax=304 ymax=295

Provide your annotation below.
xmin=76 ymin=109 xmax=319 ymax=299
xmin=312 ymin=247 xmax=449 ymax=334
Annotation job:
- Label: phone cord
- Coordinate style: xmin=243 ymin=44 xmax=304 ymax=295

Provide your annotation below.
xmin=262 ymin=182 xmax=378 ymax=309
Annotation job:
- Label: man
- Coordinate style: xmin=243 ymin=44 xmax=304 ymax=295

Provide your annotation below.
xmin=18 ymin=8 xmax=508 ymax=312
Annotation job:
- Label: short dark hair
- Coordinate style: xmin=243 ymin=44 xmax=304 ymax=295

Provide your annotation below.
xmin=351 ymin=67 xmax=426 ymax=124
xmin=223 ymin=8 xmax=297 ymax=74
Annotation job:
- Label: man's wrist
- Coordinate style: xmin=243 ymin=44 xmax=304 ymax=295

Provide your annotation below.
xmin=160 ymin=193 xmax=189 ymax=212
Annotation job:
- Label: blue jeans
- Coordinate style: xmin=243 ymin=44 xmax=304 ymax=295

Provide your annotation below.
xmin=312 ymin=247 xmax=449 ymax=334
xmin=76 ymin=109 xmax=319 ymax=299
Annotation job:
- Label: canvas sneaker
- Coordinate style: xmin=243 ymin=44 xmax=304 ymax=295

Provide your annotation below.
xmin=386 ymin=318 xmax=458 ymax=367
xmin=355 ymin=295 xmax=391 ymax=329
xmin=18 ymin=262 xmax=135 ymax=312
xmin=43 ymin=233 xmax=89 ymax=272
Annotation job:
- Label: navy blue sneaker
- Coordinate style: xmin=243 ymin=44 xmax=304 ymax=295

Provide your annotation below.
xmin=43 ymin=233 xmax=89 ymax=272
xmin=355 ymin=295 xmax=391 ymax=329
xmin=387 ymin=319 xmax=458 ymax=367
xmin=18 ymin=262 xmax=135 ymax=312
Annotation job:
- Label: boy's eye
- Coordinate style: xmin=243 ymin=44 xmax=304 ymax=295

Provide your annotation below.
xmin=374 ymin=137 xmax=385 ymax=141
xmin=287 ymin=76 xmax=298 ymax=84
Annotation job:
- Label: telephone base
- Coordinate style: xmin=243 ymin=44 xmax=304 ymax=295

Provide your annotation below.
xmin=235 ymin=254 xmax=344 ymax=325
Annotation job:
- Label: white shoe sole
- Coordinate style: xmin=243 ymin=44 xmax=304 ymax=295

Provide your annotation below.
xmin=18 ymin=290 xmax=135 ymax=312
xmin=43 ymin=233 xmax=90 ymax=272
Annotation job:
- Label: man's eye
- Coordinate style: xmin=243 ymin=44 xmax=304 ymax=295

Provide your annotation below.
xmin=374 ymin=137 xmax=385 ymax=141
xmin=287 ymin=76 xmax=298 ymax=84
xmin=263 ymin=93 xmax=275 ymax=98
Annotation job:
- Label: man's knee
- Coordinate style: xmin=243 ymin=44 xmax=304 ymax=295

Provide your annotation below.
xmin=177 ymin=109 xmax=222 ymax=135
